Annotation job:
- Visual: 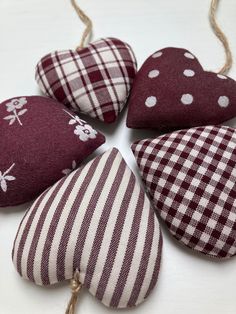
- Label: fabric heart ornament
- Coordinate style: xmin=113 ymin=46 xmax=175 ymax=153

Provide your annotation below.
xmin=12 ymin=148 xmax=162 ymax=308
xmin=132 ymin=125 xmax=236 ymax=259
xmin=35 ymin=38 xmax=137 ymax=124
xmin=0 ymin=96 xmax=105 ymax=207
xmin=127 ymin=47 xmax=236 ymax=130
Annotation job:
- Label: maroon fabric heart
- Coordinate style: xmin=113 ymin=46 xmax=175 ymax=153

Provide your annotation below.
xmin=12 ymin=148 xmax=162 ymax=308
xmin=132 ymin=125 xmax=236 ymax=259
xmin=36 ymin=38 xmax=137 ymax=124
xmin=127 ymin=47 xmax=236 ymax=130
xmin=0 ymin=96 xmax=105 ymax=207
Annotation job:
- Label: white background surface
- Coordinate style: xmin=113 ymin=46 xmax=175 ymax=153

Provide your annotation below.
xmin=0 ymin=0 xmax=236 ymax=313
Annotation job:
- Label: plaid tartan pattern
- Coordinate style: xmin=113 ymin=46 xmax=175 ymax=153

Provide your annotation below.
xmin=132 ymin=126 xmax=236 ymax=259
xmin=35 ymin=38 xmax=137 ymax=123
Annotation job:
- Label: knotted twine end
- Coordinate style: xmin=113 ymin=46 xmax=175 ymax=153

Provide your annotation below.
xmin=209 ymin=0 xmax=233 ymax=75
xmin=65 ymin=270 xmax=82 ymax=314
xmin=71 ymin=0 xmax=93 ymax=51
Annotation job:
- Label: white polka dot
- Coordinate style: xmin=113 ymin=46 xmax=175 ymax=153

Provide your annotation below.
xmin=181 ymin=94 xmax=193 ymax=105
xmin=184 ymin=52 xmax=195 ymax=59
xmin=145 ymin=96 xmax=157 ymax=108
xmin=148 ymin=70 xmax=160 ymax=78
xmin=217 ymin=74 xmax=227 ymax=80
xmin=152 ymin=51 xmax=162 ymax=58
xmin=183 ymin=69 xmax=195 ymax=77
xmin=218 ymin=96 xmax=229 ymax=108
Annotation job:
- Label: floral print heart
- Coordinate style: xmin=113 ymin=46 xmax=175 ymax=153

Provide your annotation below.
xmin=12 ymin=148 xmax=162 ymax=308
xmin=0 ymin=96 xmax=105 ymax=207
xmin=132 ymin=125 xmax=236 ymax=259
xmin=127 ymin=47 xmax=236 ymax=130
xmin=36 ymin=38 xmax=137 ymax=124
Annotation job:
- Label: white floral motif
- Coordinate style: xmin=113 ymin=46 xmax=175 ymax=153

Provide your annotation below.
xmin=74 ymin=124 xmax=97 ymax=141
xmin=62 ymin=160 xmax=77 ymax=176
xmin=4 ymin=97 xmax=28 ymax=126
xmin=0 ymin=163 xmax=16 ymax=192
xmin=64 ymin=110 xmax=97 ymax=142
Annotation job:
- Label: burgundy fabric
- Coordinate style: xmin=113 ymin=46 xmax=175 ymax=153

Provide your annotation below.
xmin=12 ymin=148 xmax=162 ymax=308
xmin=127 ymin=47 xmax=236 ymax=130
xmin=132 ymin=126 xmax=236 ymax=259
xmin=0 ymin=96 xmax=105 ymax=207
xmin=36 ymin=38 xmax=137 ymax=124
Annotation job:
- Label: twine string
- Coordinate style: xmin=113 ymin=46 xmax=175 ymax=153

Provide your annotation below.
xmin=71 ymin=0 xmax=93 ymax=50
xmin=209 ymin=0 xmax=233 ymax=75
xmin=65 ymin=270 xmax=82 ymax=314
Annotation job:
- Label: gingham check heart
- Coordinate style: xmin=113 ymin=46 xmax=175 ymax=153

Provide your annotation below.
xmin=132 ymin=125 xmax=236 ymax=259
xmin=35 ymin=38 xmax=137 ymax=123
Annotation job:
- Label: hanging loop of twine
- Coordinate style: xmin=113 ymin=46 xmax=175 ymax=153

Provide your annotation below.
xmin=71 ymin=0 xmax=93 ymax=50
xmin=65 ymin=270 xmax=82 ymax=314
xmin=209 ymin=0 xmax=233 ymax=75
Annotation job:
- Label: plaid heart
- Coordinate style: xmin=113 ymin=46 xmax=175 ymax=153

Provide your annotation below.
xmin=132 ymin=126 xmax=236 ymax=259
xmin=36 ymin=38 xmax=137 ymax=123
xmin=127 ymin=47 xmax=236 ymax=130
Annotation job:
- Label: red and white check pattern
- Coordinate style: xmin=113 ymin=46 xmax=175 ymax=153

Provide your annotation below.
xmin=35 ymin=38 xmax=137 ymax=123
xmin=132 ymin=126 xmax=236 ymax=259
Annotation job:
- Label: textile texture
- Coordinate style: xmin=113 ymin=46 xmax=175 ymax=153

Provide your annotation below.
xmin=132 ymin=126 xmax=236 ymax=259
xmin=0 ymin=96 xmax=105 ymax=207
xmin=127 ymin=47 xmax=236 ymax=130
xmin=36 ymin=38 xmax=137 ymax=123
xmin=12 ymin=148 xmax=162 ymax=308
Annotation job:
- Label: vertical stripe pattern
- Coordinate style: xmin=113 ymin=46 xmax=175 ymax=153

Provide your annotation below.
xmin=12 ymin=148 xmax=162 ymax=308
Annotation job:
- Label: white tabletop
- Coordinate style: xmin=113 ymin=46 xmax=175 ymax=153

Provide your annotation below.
xmin=0 ymin=0 xmax=236 ymax=313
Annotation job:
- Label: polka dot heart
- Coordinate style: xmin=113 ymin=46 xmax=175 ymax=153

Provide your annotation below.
xmin=127 ymin=47 xmax=236 ymax=130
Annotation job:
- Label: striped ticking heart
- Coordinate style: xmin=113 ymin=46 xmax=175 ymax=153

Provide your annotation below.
xmin=132 ymin=126 xmax=236 ymax=259
xmin=12 ymin=148 xmax=162 ymax=308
